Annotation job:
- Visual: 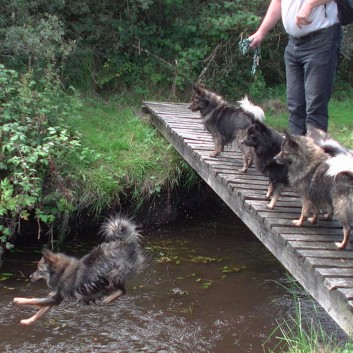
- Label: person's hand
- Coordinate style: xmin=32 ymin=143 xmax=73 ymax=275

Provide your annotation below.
xmin=296 ymin=3 xmax=313 ymax=28
xmin=248 ymin=31 xmax=265 ymax=48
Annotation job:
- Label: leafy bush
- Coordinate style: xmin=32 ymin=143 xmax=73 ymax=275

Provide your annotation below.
xmin=0 ymin=0 xmax=289 ymax=99
xmin=0 ymin=65 xmax=83 ymax=249
xmin=3 ymin=13 xmax=74 ymax=79
xmin=1 ymin=1 xmax=352 ymax=99
xmin=0 ymin=64 xmax=193 ymax=252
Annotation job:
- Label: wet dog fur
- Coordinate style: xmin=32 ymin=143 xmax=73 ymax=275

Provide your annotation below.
xmin=274 ymin=132 xmax=353 ymax=249
xmin=189 ymin=84 xmax=265 ymax=173
xmin=241 ymin=120 xmax=289 ymax=209
xmin=13 ymin=215 xmax=145 ymax=325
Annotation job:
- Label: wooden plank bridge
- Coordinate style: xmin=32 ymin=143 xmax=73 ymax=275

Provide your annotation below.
xmin=142 ymin=101 xmax=353 ymax=337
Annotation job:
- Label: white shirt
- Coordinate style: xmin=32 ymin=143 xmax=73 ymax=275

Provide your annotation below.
xmin=281 ymin=0 xmax=339 ymax=37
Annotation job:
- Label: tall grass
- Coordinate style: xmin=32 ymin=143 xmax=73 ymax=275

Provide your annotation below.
xmin=266 ymin=300 xmax=353 ymax=353
xmin=66 ymin=98 xmax=195 ymax=215
xmin=264 ymin=278 xmax=353 ymax=353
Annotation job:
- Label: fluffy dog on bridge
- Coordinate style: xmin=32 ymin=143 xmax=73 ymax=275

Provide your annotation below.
xmin=241 ymin=120 xmax=289 ymax=209
xmin=189 ymin=84 xmax=265 ymax=173
xmin=326 ymin=153 xmax=353 ymax=249
xmin=13 ymin=215 xmax=145 ymax=325
xmin=274 ymin=132 xmax=353 ymax=249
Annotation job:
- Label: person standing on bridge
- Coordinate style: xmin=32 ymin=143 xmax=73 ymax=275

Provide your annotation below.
xmin=249 ymin=0 xmax=341 ymax=135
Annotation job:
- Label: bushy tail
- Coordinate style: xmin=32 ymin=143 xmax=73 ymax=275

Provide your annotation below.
xmin=326 ymin=154 xmax=353 ymax=178
xmin=100 ymin=215 xmax=141 ymax=244
xmin=237 ymin=96 xmax=265 ymax=121
xmin=307 ymin=126 xmax=351 ymax=157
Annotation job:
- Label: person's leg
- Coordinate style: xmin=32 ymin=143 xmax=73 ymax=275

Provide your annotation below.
xmin=285 ymin=41 xmax=307 ymax=135
xmin=304 ymin=26 xmax=341 ymax=132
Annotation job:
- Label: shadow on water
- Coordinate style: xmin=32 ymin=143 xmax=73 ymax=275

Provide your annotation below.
xmin=0 ymin=205 xmax=343 ymax=353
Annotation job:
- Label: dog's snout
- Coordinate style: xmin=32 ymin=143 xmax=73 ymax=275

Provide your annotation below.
xmin=273 ymin=154 xmax=283 ymax=164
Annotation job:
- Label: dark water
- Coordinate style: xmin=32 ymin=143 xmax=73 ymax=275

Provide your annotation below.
xmin=0 ymin=206 xmax=343 ymax=353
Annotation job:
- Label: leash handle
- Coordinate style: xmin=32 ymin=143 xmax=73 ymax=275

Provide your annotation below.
xmin=238 ymin=38 xmax=261 ymax=75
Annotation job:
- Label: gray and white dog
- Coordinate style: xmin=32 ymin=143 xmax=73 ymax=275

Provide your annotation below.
xmin=275 ymin=132 xmax=353 ymax=249
xmin=13 ymin=215 xmax=145 ymax=325
xmin=189 ymin=84 xmax=265 ymax=173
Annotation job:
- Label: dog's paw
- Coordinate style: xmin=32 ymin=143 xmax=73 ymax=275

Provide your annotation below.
xmin=292 ymin=219 xmax=303 ymax=226
xmin=266 ymin=202 xmax=274 ymax=210
xmin=13 ymin=297 xmax=26 ymax=305
xmin=335 ymin=241 xmax=348 ymax=250
xmin=20 ymin=318 xmax=35 ymax=326
xmin=322 ymin=213 xmax=332 ymax=221
xmin=307 ymin=216 xmax=318 ymax=224
xmin=239 ymin=167 xmax=248 ymax=173
xmin=209 ymin=151 xmax=219 ymax=158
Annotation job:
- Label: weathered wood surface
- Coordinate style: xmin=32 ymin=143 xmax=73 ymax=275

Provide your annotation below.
xmin=142 ymin=100 xmax=353 ymax=337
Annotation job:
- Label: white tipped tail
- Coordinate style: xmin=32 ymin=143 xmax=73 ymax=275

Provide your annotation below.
xmin=237 ymin=95 xmax=265 ymax=121
xmin=100 ymin=215 xmax=141 ymax=243
xmin=321 ymin=139 xmax=351 ymax=156
xmin=326 ymin=154 xmax=353 ymax=177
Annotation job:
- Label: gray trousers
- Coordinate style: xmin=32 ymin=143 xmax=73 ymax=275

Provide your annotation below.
xmin=285 ymin=24 xmax=341 ymax=135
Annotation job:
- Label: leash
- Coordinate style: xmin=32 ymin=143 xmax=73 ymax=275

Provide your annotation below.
xmin=238 ymin=38 xmax=261 ymax=75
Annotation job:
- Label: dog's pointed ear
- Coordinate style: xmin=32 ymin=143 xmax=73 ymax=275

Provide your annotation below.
xmin=42 ymin=248 xmax=57 ymax=264
xmin=284 ymin=130 xmax=299 ymax=149
xmin=284 ymin=130 xmax=294 ymax=141
xmin=192 ymin=83 xmax=203 ymax=94
xmin=255 ymin=120 xmax=267 ymax=132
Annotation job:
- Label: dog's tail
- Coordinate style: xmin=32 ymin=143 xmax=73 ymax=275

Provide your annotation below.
xmin=307 ymin=125 xmax=351 ymax=157
xmin=321 ymin=139 xmax=351 ymax=157
xmin=237 ymin=96 xmax=265 ymax=122
xmin=100 ymin=215 xmax=141 ymax=244
xmin=326 ymin=153 xmax=353 ymax=178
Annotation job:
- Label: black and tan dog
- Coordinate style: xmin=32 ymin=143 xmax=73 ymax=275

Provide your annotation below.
xmin=241 ymin=120 xmax=289 ymax=209
xmin=275 ymin=132 xmax=353 ymax=249
xmin=189 ymin=84 xmax=265 ymax=173
xmin=13 ymin=215 xmax=145 ymax=325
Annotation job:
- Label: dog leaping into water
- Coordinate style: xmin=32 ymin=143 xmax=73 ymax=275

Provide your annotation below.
xmin=13 ymin=215 xmax=145 ymax=325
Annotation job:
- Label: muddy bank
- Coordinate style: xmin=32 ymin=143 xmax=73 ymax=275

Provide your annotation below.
xmin=6 ymin=180 xmax=220 ymax=252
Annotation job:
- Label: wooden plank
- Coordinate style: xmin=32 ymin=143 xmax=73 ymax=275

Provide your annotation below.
xmin=337 ymin=288 xmax=353 ymax=300
xmin=282 ymin=233 xmax=344 ymax=243
xmin=305 ymin=257 xmax=353 ymax=269
xmin=296 ymin=249 xmax=353 ymax=259
xmin=324 ymin=278 xmax=353 ymax=290
xmin=142 ymin=100 xmax=353 ymax=337
xmin=307 ymin=257 xmax=353 ymax=266
xmin=273 ymin=226 xmax=343 ymax=236
xmin=257 ymin=211 xmax=302 ymax=220
xmin=266 ymin=218 xmax=342 ymax=230
xmin=316 ymin=267 xmax=353 ymax=279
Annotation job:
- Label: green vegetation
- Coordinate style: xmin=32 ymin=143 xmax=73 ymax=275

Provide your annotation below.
xmin=1 ymin=0 xmax=352 ymax=99
xmin=264 ymin=93 xmax=353 ymax=149
xmin=0 ymin=2 xmax=352 ymax=351
xmin=267 ymin=299 xmax=353 ymax=353
xmin=0 ymin=65 xmax=83 ymax=248
xmin=0 ymin=67 xmax=191 ymax=248
xmin=67 ymin=99 xmax=189 ymax=215
xmin=264 ymin=278 xmax=353 ymax=353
